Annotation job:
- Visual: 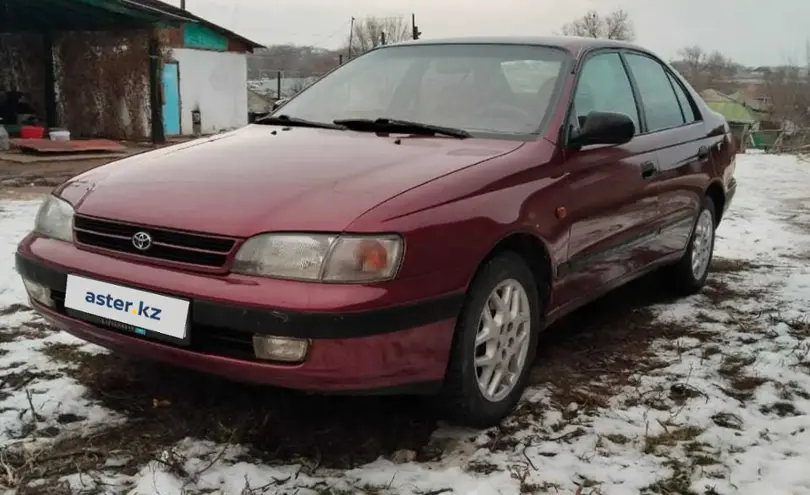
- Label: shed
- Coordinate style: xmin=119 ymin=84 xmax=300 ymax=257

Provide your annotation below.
xmin=139 ymin=0 xmax=264 ymax=136
xmin=0 ymin=0 xmax=262 ymax=143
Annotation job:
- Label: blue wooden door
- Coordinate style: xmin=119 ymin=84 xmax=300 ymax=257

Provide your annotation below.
xmin=162 ymin=62 xmax=181 ymax=135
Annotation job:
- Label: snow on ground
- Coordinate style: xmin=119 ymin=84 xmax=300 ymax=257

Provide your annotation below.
xmin=1 ymin=151 xmax=810 ymax=495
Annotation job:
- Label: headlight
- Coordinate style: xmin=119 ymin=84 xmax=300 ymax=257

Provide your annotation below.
xmin=34 ymin=195 xmax=75 ymax=243
xmin=232 ymin=233 xmax=403 ymax=282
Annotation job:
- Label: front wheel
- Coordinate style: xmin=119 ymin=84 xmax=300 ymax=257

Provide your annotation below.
xmin=663 ymin=196 xmax=716 ymax=295
xmin=436 ymin=252 xmax=542 ymax=428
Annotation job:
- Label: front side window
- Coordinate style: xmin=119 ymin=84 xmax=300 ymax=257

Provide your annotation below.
xmin=573 ymin=52 xmax=640 ymax=131
xmin=274 ymin=44 xmax=569 ymax=137
xmin=624 ymin=53 xmax=686 ymax=132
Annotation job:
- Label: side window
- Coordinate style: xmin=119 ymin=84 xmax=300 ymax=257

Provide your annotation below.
xmin=624 ymin=53 xmax=685 ymax=132
xmin=573 ymin=52 xmax=639 ymax=131
xmin=667 ymin=72 xmax=698 ymax=123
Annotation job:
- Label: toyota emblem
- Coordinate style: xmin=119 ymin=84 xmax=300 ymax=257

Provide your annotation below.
xmin=132 ymin=231 xmax=153 ymax=251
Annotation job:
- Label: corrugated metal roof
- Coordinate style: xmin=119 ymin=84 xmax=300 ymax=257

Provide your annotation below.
xmin=700 ymin=89 xmax=731 ymax=102
xmin=0 ymin=0 xmax=262 ymax=50
xmin=1 ymin=0 xmax=166 ymax=32
xmin=128 ymin=0 xmax=263 ymax=49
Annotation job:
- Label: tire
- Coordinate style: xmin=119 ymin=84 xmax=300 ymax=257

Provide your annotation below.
xmin=663 ymin=196 xmax=717 ymax=295
xmin=436 ymin=252 xmax=543 ymax=428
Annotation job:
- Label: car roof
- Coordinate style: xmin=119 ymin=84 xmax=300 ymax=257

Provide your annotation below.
xmin=385 ymin=36 xmax=650 ymax=58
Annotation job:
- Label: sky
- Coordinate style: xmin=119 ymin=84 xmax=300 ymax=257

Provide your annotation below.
xmin=165 ymin=0 xmax=808 ymax=67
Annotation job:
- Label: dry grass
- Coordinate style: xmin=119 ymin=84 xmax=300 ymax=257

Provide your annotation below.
xmin=526 ymin=273 xmax=696 ymax=417
xmin=0 ymin=321 xmax=52 ymax=344
xmin=3 ymin=352 xmax=439 ymax=480
xmin=710 ymin=258 xmax=767 ymax=273
xmin=703 ymin=277 xmax=767 ymax=306
xmin=0 ymin=256 xmax=781 ymax=491
xmin=0 ymin=304 xmax=31 ymax=318
xmin=643 ymin=425 xmax=704 ymax=455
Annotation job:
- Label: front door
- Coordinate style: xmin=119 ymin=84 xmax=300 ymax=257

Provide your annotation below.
xmin=551 ymin=51 xmax=661 ymax=310
xmin=162 ymin=62 xmax=181 ymax=136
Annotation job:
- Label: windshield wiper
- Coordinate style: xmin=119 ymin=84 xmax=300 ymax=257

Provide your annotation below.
xmin=256 ymin=114 xmax=346 ymax=130
xmin=333 ymin=118 xmax=471 ymax=138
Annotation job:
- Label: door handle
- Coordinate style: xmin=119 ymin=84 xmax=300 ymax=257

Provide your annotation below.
xmin=641 ymin=161 xmax=657 ymax=180
xmin=697 ymin=145 xmax=710 ymax=159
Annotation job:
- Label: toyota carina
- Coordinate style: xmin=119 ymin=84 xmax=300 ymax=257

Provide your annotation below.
xmin=16 ymin=36 xmax=736 ymax=427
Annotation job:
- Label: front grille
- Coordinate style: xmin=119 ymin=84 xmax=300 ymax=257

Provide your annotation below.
xmin=73 ymin=215 xmax=237 ymax=268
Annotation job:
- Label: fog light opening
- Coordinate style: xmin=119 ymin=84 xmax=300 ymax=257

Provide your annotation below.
xmin=252 ymin=335 xmax=309 ymax=363
xmin=22 ymin=277 xmax=54 ymax=308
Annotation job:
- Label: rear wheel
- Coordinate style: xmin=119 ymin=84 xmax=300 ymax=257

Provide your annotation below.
xmin=663 ymin=196 xmax=716 ymax=295
xmin=437 ymin=252 xmax=542 ymax=428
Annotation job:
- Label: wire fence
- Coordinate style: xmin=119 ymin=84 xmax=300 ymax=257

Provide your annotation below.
xmin=733 ymin=126 xmax=810 ymax=154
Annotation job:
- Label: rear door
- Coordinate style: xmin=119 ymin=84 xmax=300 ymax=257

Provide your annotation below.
xmin=620 ymin=52 xmax=714 ymax=256
xmin=551 ymin=50 xmax=661 ymax=310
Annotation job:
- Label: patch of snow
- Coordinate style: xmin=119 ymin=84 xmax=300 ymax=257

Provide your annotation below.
xmin=0 ymin=197 xmax=119 ymax=458
xmin=2 ymin=151 xmax=810 ymax=494
xmin=0 ymin=200 xmax=40 ymax=308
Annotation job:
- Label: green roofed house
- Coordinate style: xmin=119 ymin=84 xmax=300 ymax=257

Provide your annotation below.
xmin=700 ymin=89 xmax=760 ymax=124
xmin=700 ymin=89 xmax=761 ymax=151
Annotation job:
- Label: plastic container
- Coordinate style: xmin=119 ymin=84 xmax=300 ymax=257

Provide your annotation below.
xmin=20 ymin=126 xmax=45 ymax=139
xmin=49 ymin=129 xmax=71 ymax=141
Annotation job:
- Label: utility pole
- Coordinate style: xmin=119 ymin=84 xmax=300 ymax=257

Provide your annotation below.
xmin=412 ymin=13 xmax=420 ymax=40
xmin=347 ymin=17 xmax=355 ymax=60
xmin=180 ymin=0 xmax=185 ymax=10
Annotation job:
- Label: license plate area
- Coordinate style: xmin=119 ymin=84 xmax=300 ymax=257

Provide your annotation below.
xmin=64 ymin=275 xmax=191 ymax=346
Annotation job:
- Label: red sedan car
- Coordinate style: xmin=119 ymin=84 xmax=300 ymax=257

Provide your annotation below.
xmin=16 ymin=36 xmax=736 ymax=427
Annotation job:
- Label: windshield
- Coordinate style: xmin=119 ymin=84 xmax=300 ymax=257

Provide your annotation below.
xmin=273 ymin=43 xmax=569 ymax=138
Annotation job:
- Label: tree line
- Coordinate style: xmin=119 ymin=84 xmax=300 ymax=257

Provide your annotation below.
xmin=248 ymin=10 xmax=809 ymax=126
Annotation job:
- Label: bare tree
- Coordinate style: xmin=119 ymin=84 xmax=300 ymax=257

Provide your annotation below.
xmin=673 ymin=46 xmax=739 ymax=93
xmin=761 ymin=65 xmax=810 ymax=127
xmin=705 ymin=51 xmax=739 ymax=83
xmin=247 ymin=44 xmax=341 ymax=80
xmin=349 ymin=16 xmax=410 ymax=56
xmin=560 ymin=9 xmax=635 ymax=41
xmin=676 ymin=45 xmax=706 ymax=88
xmin=604 ymin=10 xmax=635 ymax=42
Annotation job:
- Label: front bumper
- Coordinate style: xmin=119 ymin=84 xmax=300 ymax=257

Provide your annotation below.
xmin=15 ymin=236 xmax=463 ymax=394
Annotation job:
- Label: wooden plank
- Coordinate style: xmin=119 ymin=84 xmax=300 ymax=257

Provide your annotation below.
xmin=10 ymin=139 xmax=127 ymax=153
xmin=0 ymin=151 xmax=130 ymax=163
xmin=183 ymin=22 xmax=228 ymax=50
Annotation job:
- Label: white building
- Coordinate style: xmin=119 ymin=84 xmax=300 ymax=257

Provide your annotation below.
xmin=159 ymin=14 xmax=262 ymax=137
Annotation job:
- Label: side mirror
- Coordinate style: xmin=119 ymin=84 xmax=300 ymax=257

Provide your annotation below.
xmin=568 ymin=111 xmax=635 ymax=148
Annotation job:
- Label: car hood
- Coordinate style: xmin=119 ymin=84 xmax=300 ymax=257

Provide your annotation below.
xmin=59 ymin=125 xmax=522 ymax=237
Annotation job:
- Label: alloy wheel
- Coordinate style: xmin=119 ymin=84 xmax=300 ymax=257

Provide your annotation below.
xmin=691 ymin=209 xmax=714 ymax=280
xmin=474 ymin=279 xmax=532 ymax=403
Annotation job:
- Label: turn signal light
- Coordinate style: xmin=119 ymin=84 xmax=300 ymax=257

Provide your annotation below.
xmin=355 ymin=239 xmax=389 ymax=273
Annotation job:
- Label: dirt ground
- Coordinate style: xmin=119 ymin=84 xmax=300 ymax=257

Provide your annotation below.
xmin=0 ymin=139 xmax=182 ymax=194
xmin=0 ymin=261 xmax=774 ymax=493
xmin=0 ymin=157 xmax=113 ymax=194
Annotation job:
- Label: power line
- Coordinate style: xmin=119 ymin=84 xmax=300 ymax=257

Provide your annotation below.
xmin=307 ymin=19 xmax=354 ymax=48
